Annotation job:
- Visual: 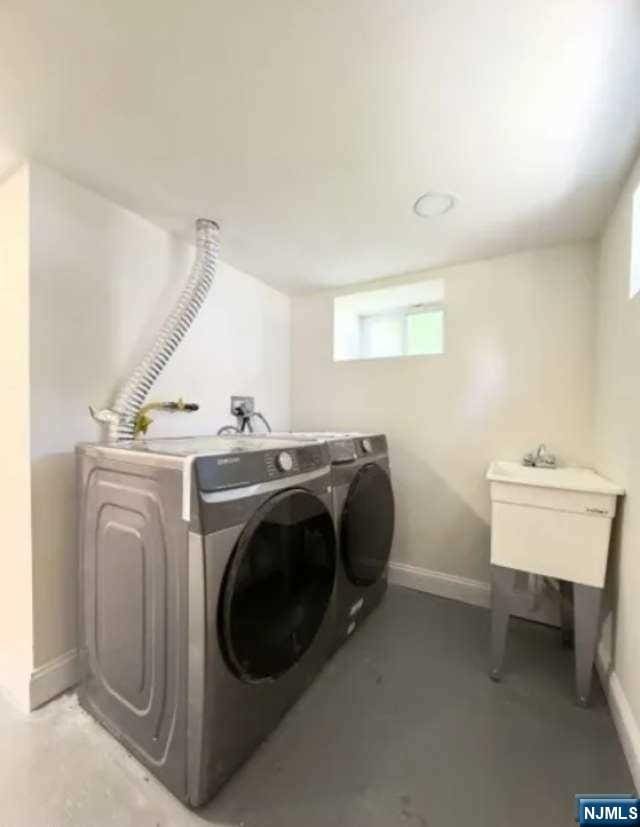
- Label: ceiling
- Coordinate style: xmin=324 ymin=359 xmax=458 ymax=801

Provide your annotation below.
xmin=1 ymin=1 xmax=639 ymax=293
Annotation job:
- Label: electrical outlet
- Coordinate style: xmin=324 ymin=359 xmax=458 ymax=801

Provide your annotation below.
xmin=230 ymin=395 xmax=254 ymax=416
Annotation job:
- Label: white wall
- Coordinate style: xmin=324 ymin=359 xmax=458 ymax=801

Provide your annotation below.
xmin=292 ymin=244 xmax=596 ymax=588
xmin=593 ymin=152 xmax=640 ymax=783
xmin=27 ymin=163 xmax=291 ymax=695
xmin=0 ymin=165 xmax=33 ymax=710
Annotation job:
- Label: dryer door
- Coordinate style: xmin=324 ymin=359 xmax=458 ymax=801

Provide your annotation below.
xmin=341 ymin=463 xmax=395 ymax=586
xmin=220 ymin=488 xmax=336 ymax=682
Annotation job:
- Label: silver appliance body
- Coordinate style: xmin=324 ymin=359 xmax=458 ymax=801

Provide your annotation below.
xmin=77 ymin=435 xmax=337 ymax=806
xmin=241 ymin=432 xmax=395 ymax=648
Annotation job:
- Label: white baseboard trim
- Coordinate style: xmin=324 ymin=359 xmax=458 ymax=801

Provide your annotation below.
xmin=29 ymin=649 xmax=79 ymax=711
xmin=388 ymin=561 xmax=491 ymax=609
xmin=596 ymin=642 xmax=640 ymax=793
xmin=388 ymin=561 xmax=562 ymax=626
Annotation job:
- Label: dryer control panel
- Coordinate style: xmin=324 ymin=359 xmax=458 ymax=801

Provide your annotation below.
xmin=326 ymin=439 xmax=358 ymax=465
xmin=195 ymin=443 xmax=329 ymax=493
xmin=353 ymin=434 xmax=388 ymax=458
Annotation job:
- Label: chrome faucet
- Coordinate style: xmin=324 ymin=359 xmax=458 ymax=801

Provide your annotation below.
xmin=523 ymin=444 xmax=557 ymax=468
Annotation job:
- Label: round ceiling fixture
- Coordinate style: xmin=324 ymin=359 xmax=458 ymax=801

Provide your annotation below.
xmin=413 ymin=192 xmax=456 ymax=218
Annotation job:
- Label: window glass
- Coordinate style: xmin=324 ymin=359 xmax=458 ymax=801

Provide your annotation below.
xmin=406 ymin=308 xmax=444 ymax=355
xmin=360 ymin=313 xmax=403 ymax=359
xmin=334 ymin=279 xmax=445 ymax=361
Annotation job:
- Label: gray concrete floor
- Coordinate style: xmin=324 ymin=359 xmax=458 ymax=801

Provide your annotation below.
xmin=0 ymin=586 xmax=633 ymax=826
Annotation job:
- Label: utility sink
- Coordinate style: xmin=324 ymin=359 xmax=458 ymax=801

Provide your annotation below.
xmin=487 ymin=459 xmax=624 ymax=706
xmin=487 ymin=461 xmax=624 ymax=496
xmin=486 ymin=460 xmax=624 ymax=587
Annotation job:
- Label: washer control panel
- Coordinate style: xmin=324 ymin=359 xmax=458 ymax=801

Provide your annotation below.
xmin=276 ymin=450 xmax=294 ymax=472
xmin=196 ymin=442 xmax=329 ymax=492
xmin=264 ymin=450 xmax=299 ymax=477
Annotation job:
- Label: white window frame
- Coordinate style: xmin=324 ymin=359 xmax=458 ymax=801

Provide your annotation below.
xmin=333 ymin=278 xmax=445 ymax=362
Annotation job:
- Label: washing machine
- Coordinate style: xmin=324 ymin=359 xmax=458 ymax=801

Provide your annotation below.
xmin=237 ymin=432 xmax=395 ymax=647
xmin=77 ymin=435 xmax=337 ymax=806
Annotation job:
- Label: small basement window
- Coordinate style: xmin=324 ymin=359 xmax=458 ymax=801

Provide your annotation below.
xmin=631 ymin=182 xmax=640 ymax=299
xmin=334 ymin=279 xmax=444 ymax=361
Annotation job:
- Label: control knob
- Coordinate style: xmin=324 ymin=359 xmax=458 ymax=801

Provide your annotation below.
xmin=361 ymin=438 xmax=373 ymax=454
xmin=276 ymin=451 xmax=294 ymax=472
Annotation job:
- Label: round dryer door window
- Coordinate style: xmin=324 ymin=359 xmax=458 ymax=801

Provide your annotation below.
xmin=220 ymin=489 xmax=336 ymax=682
xmin=341 ymin=463 xmax=395 ymax=586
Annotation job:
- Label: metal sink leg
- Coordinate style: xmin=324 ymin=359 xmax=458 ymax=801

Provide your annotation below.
xmin=489 ymin=565 xmax=517 ymax=682
xmin=573 ymin=583 xmax=603 ymax=708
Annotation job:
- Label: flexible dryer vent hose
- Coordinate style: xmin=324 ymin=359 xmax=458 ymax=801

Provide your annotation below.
xmin=92 ymin=218 xmax=220 ymax=441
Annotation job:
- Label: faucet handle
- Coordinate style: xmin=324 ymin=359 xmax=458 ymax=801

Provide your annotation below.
xmin=523 ymin=444 xmax=557 ymax=468
xmin=537 ymin=444 xmax=557 ymax=467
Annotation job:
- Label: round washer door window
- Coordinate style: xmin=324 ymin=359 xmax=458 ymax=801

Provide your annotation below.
xmin=341 ymin=463 xmax=395 ymax=586
xmin=220 ymin=489 xmax=336 ymax=683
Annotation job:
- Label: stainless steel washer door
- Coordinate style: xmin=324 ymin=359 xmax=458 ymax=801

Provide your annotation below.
xmin=219 ymin=488 xmax=336 ymax=682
